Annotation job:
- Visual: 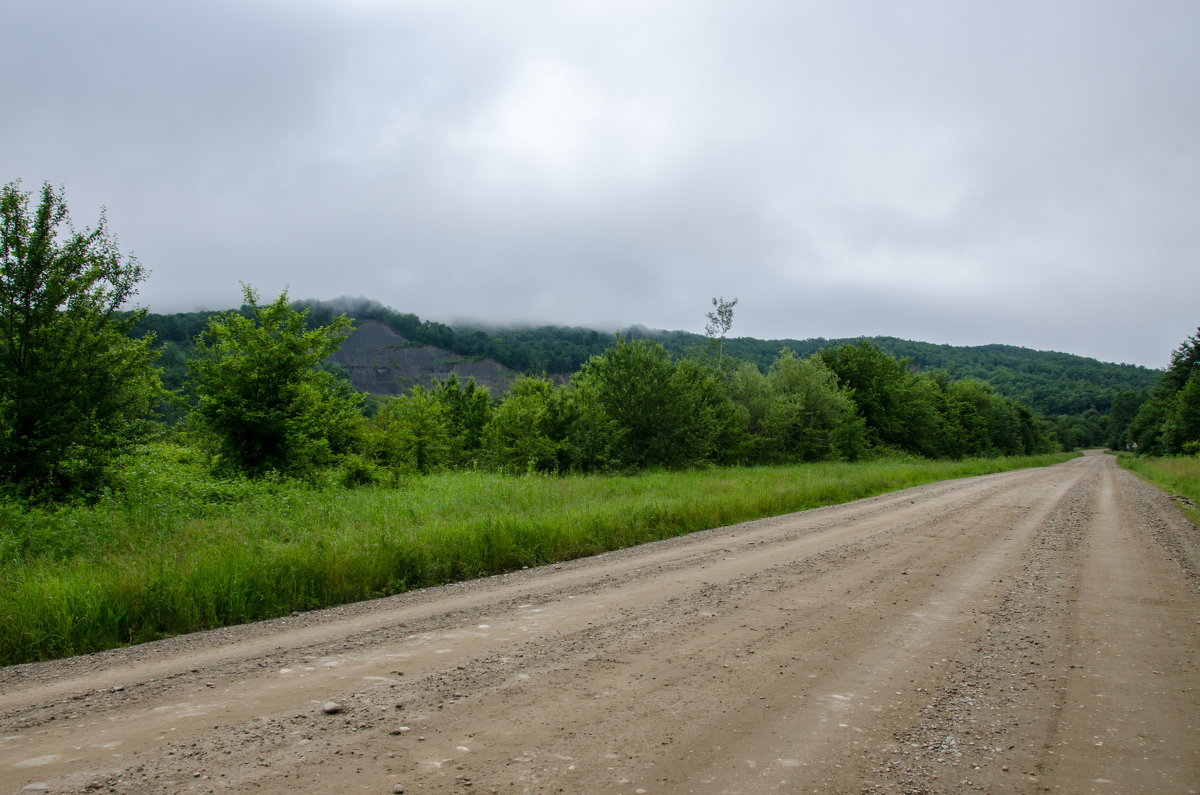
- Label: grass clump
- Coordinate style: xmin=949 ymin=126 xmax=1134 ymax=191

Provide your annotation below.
xmin=0 ymin=445 xmax=1074 ymax=665
xmin=1117 ymin=453 xmax=1200 ymax=525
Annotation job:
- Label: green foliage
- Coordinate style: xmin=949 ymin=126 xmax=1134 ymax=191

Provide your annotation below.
xmin=187 ymin=286 xmax=362 ymax=476
xmin=1163 ymin=329 xmax=1200 ymax=393
xmin=572 ymin=338 xmax=738 ymax=468
xmin=1166 ymin=369 xmax=1200 ymax=452
xmin=814 ymin=341 xmax=1052 ymax=458
xmin=1123 ymin=329 xmax=1200 ymax=456
xmin=757 ymin=351 xmax=865 ymax=461
xmin=137 ymin=300 xmax=1157 ymax=450
xmin=1049 ymin=409 xmax=1107 ymax=451
xmin=904 ymin=374 xmax=957 ymax=457
xmin=0 ymin=181 xmax=164 ymax=498
xmin=475 ymin=337 xmax=1053 ymax=471
xmin=943 ymin=378 xmax=1029 ymax=455
xmin=670 ymin=355 xmax=747 ymax=464
xmin=125 ymin=293 xmax=1088 ymax=472
xmin=704 ymin=296 xmax=737 ymax=341
xmin=0 ymin=444 xmax=1074 ymax=664
xmin=137 ymin=295 xmax=1067 ymax=474
xmin=431 ymin=373 xmax=492 ymax=466
xmin=1117 ymin=452 xmax=1200 ymax=525
xmin=366 ymin=386 xmax=452 ymax=474
xmin=1106 ymin=389 xmax=1149 ymax=450
xmin=572 ymin=337 xmax=680 ymax=467
xmin=130 ymin=310 xmax=222 ymax=390
xmin=704 ymin=295 xmax=738 ymax=370
xmin=728 ymin=363 xmax=771 ymax=453
xmin=1127 ymin=394 xmax=1171 ymax=455
xmin=337 ymin=453 xmax=381 ymax=488
xmin=818 ymin=341 xmax=925 ymax=452
xmin=646 ymin=330 xmax=1159 ymax=419
xmin=482 ymin=376 xmax=563 ymax=473
xmin=365 ymin=375 xmax=494 ymax=474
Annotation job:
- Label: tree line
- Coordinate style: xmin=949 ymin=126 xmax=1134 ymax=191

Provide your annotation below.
xmin=133 ymin=300 xmax=1161 ymax=453
xmin=133 ymin=300 xmax=1158 ymax=453
xmin=184 ymin=298 xmax=1058 ymax=484
xmin=5 ymin=182 xmax=1185 ymax=500
xmin=271 ymin=298 xmax=1163 ymax=423
xmin=1108 ymin=329 xmax=1200 ymax=456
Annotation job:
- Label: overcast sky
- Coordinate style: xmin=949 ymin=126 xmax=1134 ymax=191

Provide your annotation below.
xmin=4 ymin=1 xmax=1196 ymax=367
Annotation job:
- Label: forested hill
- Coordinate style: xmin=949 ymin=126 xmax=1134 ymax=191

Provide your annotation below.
xmin=874 ymin=339 xmax=1156 ymax=417
xmin=132 ymin=298 xmax=1159 ymax=420
xmin=669 ymin=332 xmax=1159 ymax=417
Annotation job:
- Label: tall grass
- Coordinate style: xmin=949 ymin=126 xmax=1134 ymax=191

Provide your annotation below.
xmin=1117 ymin=453 xmax=1200 ymax=525
xmin=0 ymin=444 xmax=1073 ymax=665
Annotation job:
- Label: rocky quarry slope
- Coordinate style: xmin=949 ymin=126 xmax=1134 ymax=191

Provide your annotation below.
xmin=328 ymin=320 xmax=518 ymax=396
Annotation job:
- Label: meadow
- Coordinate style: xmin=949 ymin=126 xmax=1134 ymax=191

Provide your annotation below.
xmin=0 ymin=444 xmax=1074 ymax=666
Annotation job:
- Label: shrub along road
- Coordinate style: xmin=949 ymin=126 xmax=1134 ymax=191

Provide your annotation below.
xmin=1 ymin=451 xmax=1197 ymax=793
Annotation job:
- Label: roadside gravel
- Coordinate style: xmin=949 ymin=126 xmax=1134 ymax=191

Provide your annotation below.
xmin=2 ymin=451 xmax=1197 ymax=794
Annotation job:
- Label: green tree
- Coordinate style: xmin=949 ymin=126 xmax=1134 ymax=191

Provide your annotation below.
xmin=670 ymin=355 xmax=746 ymax=464
xmin=0 ymin=181 xmax=163 ymax=497
xmin=944 ymin=379 xmax=1000 ymax=456
xmin=761 ymin=351 xmax=865 ymax=461
xmin=1164 ymin=369 xmax=1200 ymax=452
xmin=1124 ymin=329 xmax=1200 ymax=455
xmin=1106 ymin=390 xmax=1148 ymax=450
xmin=904 ymin=374 xmax=955 ymax=458
xmin=431 ymin=373 xmax=492 ymax=466
xmin=368 ymin=386 xmax=452 ymax=474
xmin=818 ymin=340 xmax=914 ymax=450
xmin=572 ymin=337 xmax=736 ymax=468
xmin=727 ymin=362 xmax=772 ymax=461
xmin=187 ymin=286 xmax=362 ymax=476
xmin=572 ymin=338 xmax=680 ymax=467
xmin=482 ymin=377 xmax=562 ymax=473
xmin=1127 ymin=395 xmax=1170 ymax=455
xmin=704 ymin=296 xmax=738 ymax=371
xmin=1163 ymin=329 xmax=1200 ymax=393
xmin=555 ymin=379 xmax=618 ymax=472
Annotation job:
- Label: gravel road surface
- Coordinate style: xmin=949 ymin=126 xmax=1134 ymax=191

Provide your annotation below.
xmin=2 ymin=450 xmax=1197 ymax=794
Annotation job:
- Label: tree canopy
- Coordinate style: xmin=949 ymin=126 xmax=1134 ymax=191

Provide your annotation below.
xmin=187 ymin=286 xmax=362 ymax=476
xmin=0 ymin=181 xmax=162 ymax=497
xmin=1120 ymin=329 xmax=1200 ymax=455
xmin=4 ymin=184 xmax=1096 ymax=507
xmin=135 ymin=299 xmax=1157 ymax=446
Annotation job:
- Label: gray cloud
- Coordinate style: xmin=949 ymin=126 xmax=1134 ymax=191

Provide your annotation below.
xmin=3 ymin=0 xmax=1195 ymax=367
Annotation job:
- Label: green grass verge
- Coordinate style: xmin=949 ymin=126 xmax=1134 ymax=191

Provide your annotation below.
xmin=1116 ymin=453 xmax=1200 ymax=526
xmin=0 ymin=445 xmax=1074 ymax=666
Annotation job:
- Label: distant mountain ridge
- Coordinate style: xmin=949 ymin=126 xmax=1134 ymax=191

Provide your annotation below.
xmin=300 ymin=300 xmax=1161 ymax=417
xmin=683 ymin=332 xmax=1158 ymax=417
xmin=134 ymin=299 xmax=1161 ymax=420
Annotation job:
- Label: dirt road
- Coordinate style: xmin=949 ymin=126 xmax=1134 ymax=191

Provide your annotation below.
xmin=2 ymin=451 xmax=1198 ymax=794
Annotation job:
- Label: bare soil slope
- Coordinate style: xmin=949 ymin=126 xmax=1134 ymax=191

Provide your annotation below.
xmin=2 ymin=451 xmax=1198 ymax=794
xmin=329 ymin=320 xmax=518 ymax=396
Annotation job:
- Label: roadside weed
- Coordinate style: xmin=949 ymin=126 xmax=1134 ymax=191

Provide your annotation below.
xmin=0 ymin=446 xmax=1074 ymax=665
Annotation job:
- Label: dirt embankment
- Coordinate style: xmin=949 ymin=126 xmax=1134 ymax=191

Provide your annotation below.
xmin=329 ymin=320 xmax=518 ymax=396
xmin=2 ymin=451 xmax=1198 ymax=794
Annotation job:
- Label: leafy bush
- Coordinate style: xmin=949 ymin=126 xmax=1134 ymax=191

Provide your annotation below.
xmin=187 ymin=286 xmax=362 ymax=476
xmin=338 ymin=454 xmax=381 ymax=488
xmin=0 ymin=181 xmax=163 ymax=498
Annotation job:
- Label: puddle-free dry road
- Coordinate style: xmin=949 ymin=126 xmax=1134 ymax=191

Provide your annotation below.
xmin=3 ymin=451 xmax=1198 ymax=793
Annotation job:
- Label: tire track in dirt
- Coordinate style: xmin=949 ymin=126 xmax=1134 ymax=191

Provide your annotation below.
xmin=2 ymin=452 xmax=1197 ymax=794
xmin=862 ymin=454 xmax=1200 ymax=795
